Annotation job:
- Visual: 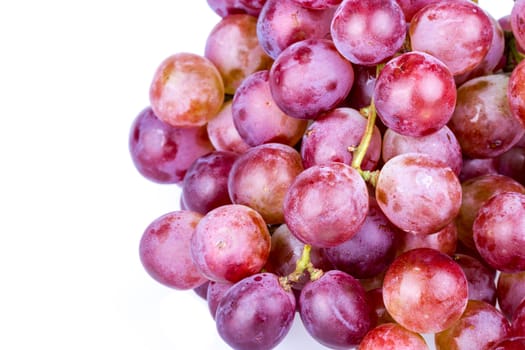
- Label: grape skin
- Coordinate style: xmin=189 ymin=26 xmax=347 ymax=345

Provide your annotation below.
xmin=283 ymin=162 xmax=369 ymax=248
xmin=359 ymin=322 xmax=429 ymax=350
xmin=508 ymin=59 xmax=525 ymax=128
xmin=206 ymin=100 xmax=251 ymax=154
xmin=215 ymin=273 xmax=296 ymax=350
xmin=497 ymin=271 xmax=525 ymax=320
xmin=511 ymin=0 xmax=525 ymax=51
xmin=375 ymin=153 xmax=462 ymax=235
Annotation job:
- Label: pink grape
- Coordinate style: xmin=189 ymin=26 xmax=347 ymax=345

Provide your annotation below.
xmin=383 ymin=248 xmax=469 ymax=334
xmin=299 ymin=270 xmax=373 ymax=348
xmin=382 ymin=126 xmax=463 ymax=175
xmin=181 ymin=151 xmax=237 ymax=215
xmin=207 ymin=0 xmax=262 ymax=17
xmin=497 ymin=271 xmax=525 ymax=320
xmin=190 ymin=204 xmax=271 ymax=283
xmin=228 ymin=143 xmax=303 ymax=224
xmin=473 ymin=191 xmax=525 ymax=273
xmin=300 ymin=107 xmax=382 ymax=170
xmin=375 ymin=153 xmax=462 ymax=235
xmin=269 ymin=38 xmax=355 ymax=120
xmin=205 ymin=14 xmax=273 ymax=95
xmin=129 ymin=107 xmax=214 ymax=184
xmin=434 ymin=300 xmax=511 ymax=350
xmin=290 ymin=0 xmax=341 ymax=10
xmin=283 ymin=162 xmax=369 ymax=248
xmin=359 ymin=323 xmax=429 ymax=350
xmin=139 ymin=210 xmax=206 ymax=290
xmin=397 ymin=221 xmax=458 ymax=256
xmin=231 ymin=70 xmax=307 ymax=147
xmin=511 ymin=0 xmax=525 ymax=51
xmin=448 ymin=74 xmax=525 ymax=159
xmin=149 ymin=53 xmax=224 ymax=127
xmin=374 ymin=51 xmax=457 ymax=137
xmin=207 ymin=280 xmax=233 ymax=319
xmin=206 ymin=100 xmax=251 ymax=154
xmin=256 ymin=0 xmax=335 ymax=59
xmin=215 ymin=272 xmax=296 ymax=350
xmin=330 ymin=0 xmax=407 ymax=66
xmin=409 ymin=0 xmax=493 ymax=76
xmin=453 ymin=253 xmax=497 ymax=305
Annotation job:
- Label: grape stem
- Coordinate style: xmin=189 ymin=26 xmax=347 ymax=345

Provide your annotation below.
xmin=279 ymin=244 xmax=323 ymax=291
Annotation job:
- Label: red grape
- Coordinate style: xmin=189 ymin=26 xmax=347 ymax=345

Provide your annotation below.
xmin=497 ymin=271 xmax=525 ymax=320
xmin=206 ymin=100 xmax=251 ymax=154
xmin=508 ymin=59 xmax=525 ymax=128
xmin=359 ymin=323 xmax=429 ymax=350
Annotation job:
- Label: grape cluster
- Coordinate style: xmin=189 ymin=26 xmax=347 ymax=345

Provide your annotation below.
xmin=129 ymin=0 xmax=525 ymax=349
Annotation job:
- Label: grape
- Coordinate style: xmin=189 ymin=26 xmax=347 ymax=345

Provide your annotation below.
xmin=374 ymin=51 xmax=457 ymax=137
xmin=366 ymin=288 xmax=395 ymax=326
xmin=395 ymin=0 xmax=462 ymax=23
xmin=382 ymin=126 xmax=463 ymax=175
xmin=206 ymin=100 xmax=251 ymax=154
xmin=409 ymin=0 xmax=493 ymax=76
xmin=375 ymin=153 xmax=462 ymax=235
xmin=207 ymin=0 xmax=262 ymax=17
xmin=190 ymin=204 xmax=271 ymax=283
xmin=149 ymin=53 xmax=224 ymax=127
xmin=434 ymin=300 xmax=511 ymax=350
xmin=359 ymin=323 xmax=429 ymax=350
xmin=299 ymin=270 xmax=373 ymax=348
xmin=228 ymin=143 xmax=303 ymax=224
xmin=397 ymin=221 xmax=458 ymax=256
xmin=300 ymin=107 xmax=382 ymax=170
xmin=383 ymin=248 xmax=468 ymax=334
xmin=496 ymin=146 xmax=525 ymax=186
xmin=508 ymin=59 xmax=525 ymax=128
xmin=345 ymin=64 xmax=376 ymax=110
xmin=455 ymin=174 xmax=525 ymax=250
xmin=512 ymin=298 xmax=525 ymax=337
xmin=129 ymin=107 xmax=214 ymax=184
xmin=238 ymin=0 xmax=267 ymax=16
xmin=207 ymin=280 xmax=233 ymax=319
xmin=283 ymin=162 xmax=369 ymax=247
xmin=263 ymin=224 xmax=333 ymax=290
xmin=215 ymin=273 xmax=296 ymax=350
xmin=330 ymin=0 xmax=406 ymax=66
xmin=269 ymin=38 xmax=355 ymax=120
xmin=448 ymin=74 xmax=525 ymax=159
xmin=231 ymin=70 xmax=307 ymax=147
xmin=511 ymin=0 xmax=525 ymax=51
xmin=290 ymin=0 xmax=341 ymax=10
xmin=497 ymin=271 xmax=525 ymax=320
xmin=453 ymin=253 xmax=497 ymax=305
xmin=181 ymin=151 xmax=237 ymax=215
xmin=139 ymin=210 xmax=207 ymax=290
xmin=205 ymin=14 xmax=272 ymax=95
xmin=459 ymin=157 xmax=498 ymax=183
xmin=193 ymin=280 xmax=210 ymax=300
xmin=491 ymin=337 xmax=525 ymax=350
xmin=473 ymin=191 xmax=525 ymax=273
xmin=323 ymin=197 xmax=399 ymax=279
xmin=256 ymin=0 xmax=335 ymax=59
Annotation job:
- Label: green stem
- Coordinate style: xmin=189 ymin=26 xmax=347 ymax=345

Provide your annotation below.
xmin=279 ymin=244 xmax=323 ymax=291
xmin=352 ymin=100 xmax=377 ymax=171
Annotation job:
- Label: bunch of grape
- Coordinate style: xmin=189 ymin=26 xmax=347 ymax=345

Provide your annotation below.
xmin=129 ymin=0 xmax=525 ymax=349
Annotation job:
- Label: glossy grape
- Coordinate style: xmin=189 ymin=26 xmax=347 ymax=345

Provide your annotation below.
xmin=374 ymin=51 xmax=457 ymax=137
xmin=139 ymin=210 xmax=206 ymax=290
xmin=149 ymin=53 xmax=224 ymax=127
xmin=497 ymin=271 xmax=525 ymax=320
xmin=215 ymin=272 xmax=296 ymax=350
xmin=511 ymin=0 xmax=525 ymax=51
xmin=331 ymin=0 xmax=406 ymax=66
xmin=383 ymin=248 xmax=468 ymax=334
xmin=206 ymin=100 xmax=251 ymax=154
xmin=190 ymin=204 xmax=271 ymax=283
xmin=453 ymin=253 xmax=497 ymax=305
xmin=508 ymin=59 xmax=525 ymax=128
xmin=283 ymin=162 xmax=369 ymax=247
xmin=397 ymin=221 xmax=458 ymax=256
xmin=375 ymin=153 xmax=462 ymax=235
xmin=360 ymin=323 xmax=429 ymax=350
xmin=207 ymin=280 xmax=233 ymax=319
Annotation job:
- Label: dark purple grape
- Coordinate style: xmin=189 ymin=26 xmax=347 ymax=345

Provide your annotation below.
xmin=215 ymin=273 xmax=296 ymax=350
xmin=181 ymin=151 xmax=237 ymax=215
xmin=299 ymin=270 xmax=373 ymax=348
xmin=129 ymin=107 xmax=214 ymax=184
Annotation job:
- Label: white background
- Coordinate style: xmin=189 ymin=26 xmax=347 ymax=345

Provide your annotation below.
xmin=0 ymin=1 xmax=515 ymax=349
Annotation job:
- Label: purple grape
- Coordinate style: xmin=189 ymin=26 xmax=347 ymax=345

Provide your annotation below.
xmin=459 ymin=157 xmax=499 ymax=183
xmin=511 ymin=0 xmax=525 ymax=51
xmin=473 ymin=191 xmax=525 ymax=272
xmin=283 ymin=162 xmax=369 ymax=248
xmin=290 ymin=0 xmax=341 ymax=10
xmin=299 ymin=270 xmax=373 ymax=348
xmin=375 ymin=153 xmax=462 ymax=235
xmin=215 ymin=273 xmax=296 ymax=350
xmin=190 ymin=204 xmax=271 ymax=283
xmin=374 ymin=51 xmax=457 ymax=137
xmin=269 ymin=38 xmax=355 ymax=120
xmin=300 ymin=107 xmax=382 ymax=171
xmin=139 ymin=210 xmax=206 ymax=290
xmin=129 ymin=107 xmax=214 ymax=184
xmin=228 ymin=143 xmax=303 ymax=224
xmin=453 ymin=253 xmax=497 ymax=305
xmin=512 ymin=298 xmax=525 ymax=337
xmin=207 ymin=280 xmax=233 ymax=319
xmin=231 ymin=70 xmax=307 ymax=147
xmin=331 ymin=0 xmax=407 ymax=65
xmin=497 ymin=271 xmax=525 ymax=320
xmin=397 ymin=221 xmax=458 ymax=256
xmin=181 ymin=151 xmax=237 ymax=215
